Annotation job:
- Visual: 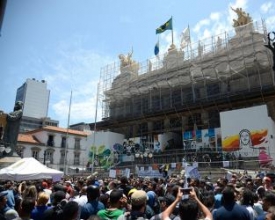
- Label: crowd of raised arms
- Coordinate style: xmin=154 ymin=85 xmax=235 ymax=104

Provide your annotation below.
xmin=0 ymin=171 xmax=275 ymax=220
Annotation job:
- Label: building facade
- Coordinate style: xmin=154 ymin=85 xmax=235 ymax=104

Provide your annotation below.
xmin=15 ymin=78 xmax=59 ymax=132
xmin=17 ymin=126 xmax=89 ymax=174
xmin=88 ymin=18 xmax=275 ymax=172
xmin=16 ymin=78 xmax=50 ymax=118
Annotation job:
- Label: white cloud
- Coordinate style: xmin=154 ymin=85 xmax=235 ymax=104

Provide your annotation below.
xmin=193 ymin=19 xmax=210 ymax=33
xmin=261 ymin=2 xmax=273 ymax=14
xmin=26 ymin=34 xmax=115 ymax=127
xmin=210 ymin=12 xmax=221 ymax=21
xmin=266 ymin=15 xmax=275 ymax=31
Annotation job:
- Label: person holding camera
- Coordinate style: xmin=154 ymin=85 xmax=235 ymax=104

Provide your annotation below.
xmin=162 ymin=187 xmax=212 ymax=220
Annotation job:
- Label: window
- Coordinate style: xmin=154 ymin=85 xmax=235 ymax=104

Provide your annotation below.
xmin=74 ymin=138 xmax=80 ymax=150
xmin=45 ymin=151 xmax=53 ymax=164
xmin=61 ymin=137 xmax=66 ymax=148
xmin=47 ymin=135 xmax=54 ymax=147
xmin=32 ymin=150 xmax=38 ymax=160
xmin=74 ymin=153 xmax=80 ymax=165
xmin=60 ymin=150 xmax=65 ymax=164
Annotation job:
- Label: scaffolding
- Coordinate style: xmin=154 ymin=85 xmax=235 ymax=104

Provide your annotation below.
xmin=97 ymin=19 xmax=274 ymax=132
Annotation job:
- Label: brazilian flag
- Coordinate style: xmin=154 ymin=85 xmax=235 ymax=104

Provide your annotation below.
xmin=156 ymin=17 xmax=173 ymax=34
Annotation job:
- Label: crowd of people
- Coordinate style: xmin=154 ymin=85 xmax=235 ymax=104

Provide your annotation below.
xmin=0 ymin=171 xmax=275 ymax=220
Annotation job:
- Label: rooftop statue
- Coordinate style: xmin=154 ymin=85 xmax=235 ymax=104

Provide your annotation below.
xmin=2 ymin=101 xmax=23 ymax=157
xmin=118 ymin=49 xmax=139 ymax=74
xmin=119 ymin=50 xmax=133 ymax=68
xmin=231 ymin=7 xmax=252 ymax=27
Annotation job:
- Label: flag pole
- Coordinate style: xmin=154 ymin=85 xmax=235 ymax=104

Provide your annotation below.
xmin=91 ymin=82 xmax=100 ymax=174
xmin=64 ymin=90 xmax=72 ymax=175
xmin=171 ymin=16 xmax=174 ymax=45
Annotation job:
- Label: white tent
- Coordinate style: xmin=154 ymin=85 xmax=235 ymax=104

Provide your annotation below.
xmin=0 ymin=157 xmax=64 ymax=181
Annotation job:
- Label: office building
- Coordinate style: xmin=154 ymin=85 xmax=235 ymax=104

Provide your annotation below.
xmin=16 ymin=78 xmax=50 ymax=118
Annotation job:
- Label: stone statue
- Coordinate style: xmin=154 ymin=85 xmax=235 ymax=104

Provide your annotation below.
xmin=265 ymin=32 xmax=275 ymax=71
xmin=118 ymin=49 xmax=139 ymax=74
xmin=2 ymin=101 xmax=23 ymax=156
xmin=119 ymin=49 xmax=133 ymax=68
xmin=231 ymin=7 xmax=252 ymax=27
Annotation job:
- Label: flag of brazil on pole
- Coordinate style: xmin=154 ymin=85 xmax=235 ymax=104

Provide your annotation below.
xmin=156 ymin=17 xmax=173 ymax=34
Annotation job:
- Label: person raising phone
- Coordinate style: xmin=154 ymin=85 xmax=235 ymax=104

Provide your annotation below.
xmin=162 ymin=187 xmax=212 ymax=220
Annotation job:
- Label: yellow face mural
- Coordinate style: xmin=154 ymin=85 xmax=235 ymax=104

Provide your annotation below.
xmin=222 ymin=129 xmax=268 ymax=151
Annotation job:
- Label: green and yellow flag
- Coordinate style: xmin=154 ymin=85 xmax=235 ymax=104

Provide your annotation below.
xmin=156 ymin=17 xmax=173 ymax=34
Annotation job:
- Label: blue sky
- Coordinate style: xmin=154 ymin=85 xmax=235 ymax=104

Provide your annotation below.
xmin=0 ymin=0 xmax=274 ymax=128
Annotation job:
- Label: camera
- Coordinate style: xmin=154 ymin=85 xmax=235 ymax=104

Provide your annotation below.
xmin=180 ymin=188 xmax=192 ymax=194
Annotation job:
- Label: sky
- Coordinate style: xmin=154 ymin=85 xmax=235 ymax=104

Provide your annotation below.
xmin=0 ymin=0 xmax=274 ymax=128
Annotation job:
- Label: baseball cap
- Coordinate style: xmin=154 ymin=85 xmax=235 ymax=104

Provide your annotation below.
xmin=131 ymin=190 xmax=147 ymax=206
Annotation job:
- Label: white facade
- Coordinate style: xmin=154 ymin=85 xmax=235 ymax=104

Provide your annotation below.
xmin=16 ymin=78 xmax=50 ymax=118
xmin=18 ymin=126 xmax=89 ymax=174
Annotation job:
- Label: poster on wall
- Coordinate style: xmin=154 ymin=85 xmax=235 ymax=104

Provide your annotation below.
xmin=182 ymin=128 xmax=219 ymax=151
xmin=220 ymin=105 xmax=273 ymax=167
xmin=153 ymin=132 xmax=181 ymax=152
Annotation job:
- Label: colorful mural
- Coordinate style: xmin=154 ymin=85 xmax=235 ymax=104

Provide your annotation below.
xmin=88 ymin=145 xmax=113 ymax=170
xmin=182 ymin=128 xmax=221 ymax=151
xmin=222 ymin=129 xmax=268 ymax=151
xmin=220 ymin=105 xmax=275 ymax=167
xmin=221 ymin=129 xmax=272 ymax=167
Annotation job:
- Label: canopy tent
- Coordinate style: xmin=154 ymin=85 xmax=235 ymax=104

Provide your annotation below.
xmin=0 ymin=157 xmax=64 ymax=181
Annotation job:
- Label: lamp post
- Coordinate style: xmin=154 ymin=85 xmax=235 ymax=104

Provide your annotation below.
xmin=91 ymin=82 xmax=100 ymax=175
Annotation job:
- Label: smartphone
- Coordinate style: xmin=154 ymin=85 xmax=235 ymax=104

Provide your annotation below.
xmin=180 ymin=188 xmax=192 ymax=194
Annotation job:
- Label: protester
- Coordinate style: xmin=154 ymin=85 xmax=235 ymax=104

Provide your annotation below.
xmin=266 ymin=206 xmax=275 ymax=220
xmin=73 ymin=185 xmax=88 ymax=206
xmin=60 ymin=200 xmax=79 ymax=220
xmin=97 ymin=189 xmax=126 ymax=219
xmin=14 ymin=197 xmax=35 ymax=220
xmin=31 ymin=192 xmax=50 ymax=220
xmin=119 ymin=176 xmax=132 ymax=196
xmin=80 ymin=185 xmax=105 ymax=220
xmin=118 ymin=190 xmax=148 ymax=220
xmin=42 ymin=190 xmax=67 ymax=220
xmin=1 ymin=165 xmax=275 ymax=220
xmin=257 ymin=191 xmax=275 ymax=220
xmin=4 ymin=181 xmax=15 ymax=210
xmin=151 ymin=194 xmax=176 ymax=219
xmin=0 ymin=190 xmax=19 ymax=220
xmin=213 ymin=185 xmax=250 ymax=220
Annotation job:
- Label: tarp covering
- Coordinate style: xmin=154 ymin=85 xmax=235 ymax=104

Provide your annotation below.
xmin=0 ymin=157 xmax=64 ymax=181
